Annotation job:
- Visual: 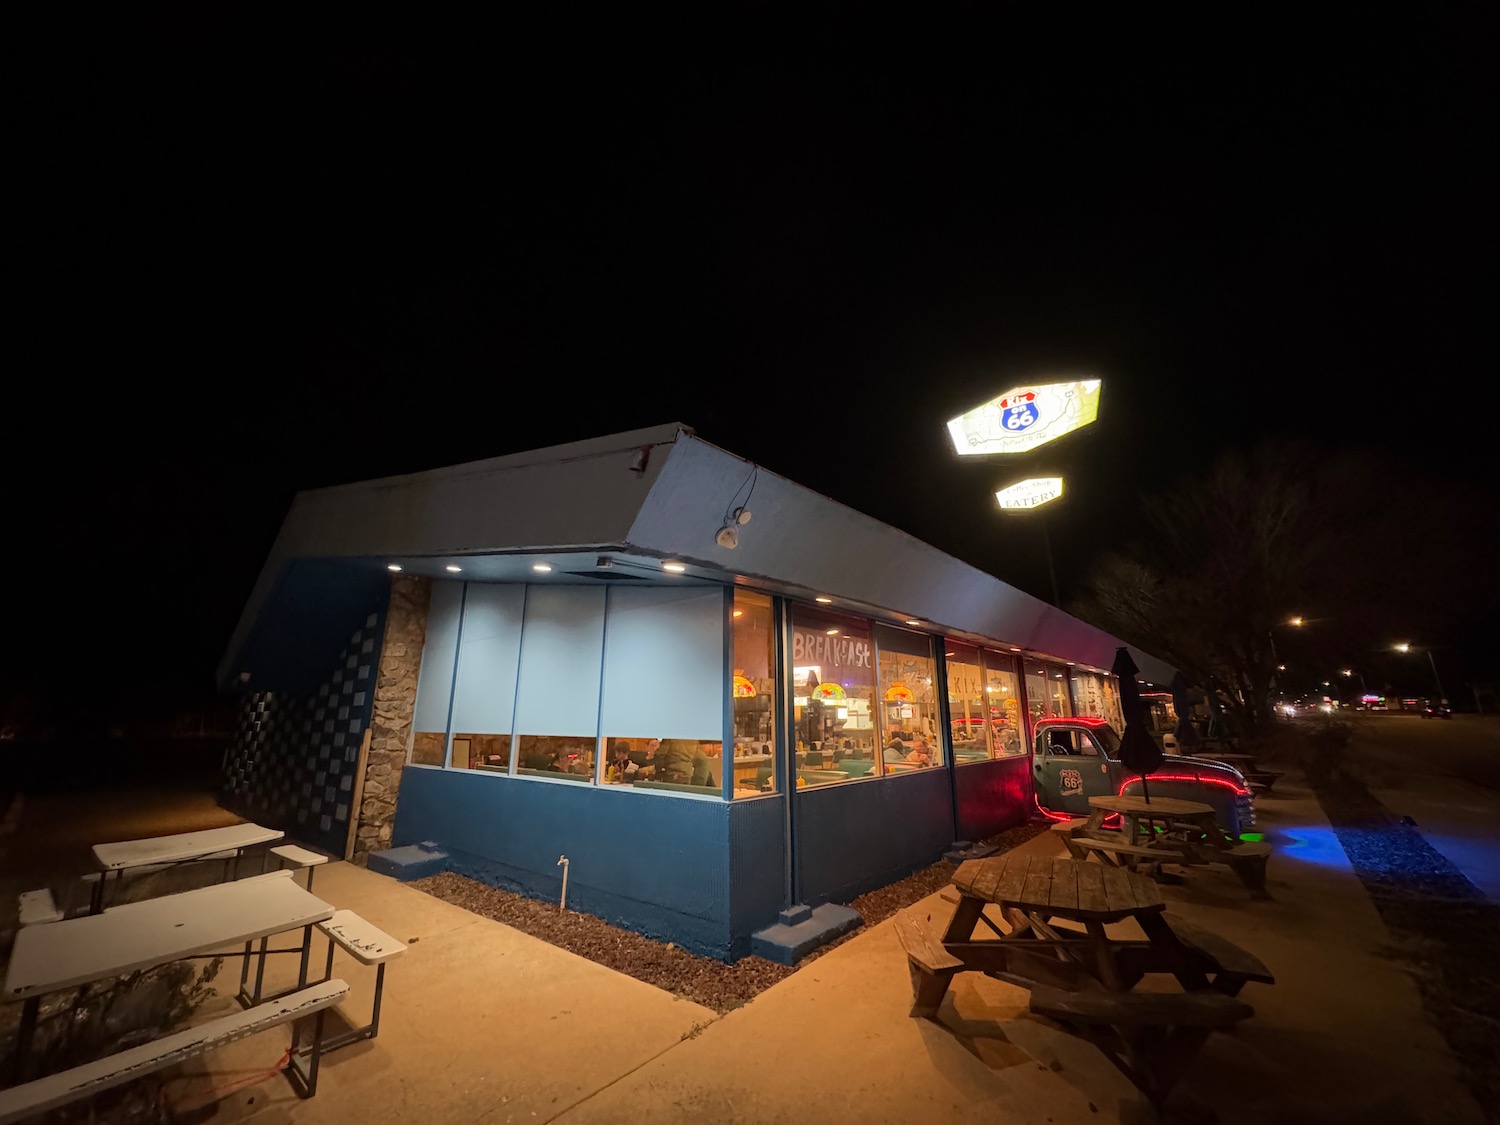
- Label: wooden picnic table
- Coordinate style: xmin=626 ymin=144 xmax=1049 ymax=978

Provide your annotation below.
xmin=1085 ymin=794 xmax=1272 ymax=892
xmin=5 ymin=870 xmax=332 ymax=1082
xmin=897 ymin=854 xmax=1261 ymax=1108
xmin=88 ymin=821 xmax=284 ymax=913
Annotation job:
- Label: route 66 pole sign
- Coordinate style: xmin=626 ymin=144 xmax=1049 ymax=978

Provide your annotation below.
xmin=946 ymin=378 xmax=1101 ymax=456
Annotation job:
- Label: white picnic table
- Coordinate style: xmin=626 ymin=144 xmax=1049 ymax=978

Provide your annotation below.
xmin=5 ymin=870 xmax=332 ymax=1081
xmin=88 ymin=821 xmax=284 ymax=913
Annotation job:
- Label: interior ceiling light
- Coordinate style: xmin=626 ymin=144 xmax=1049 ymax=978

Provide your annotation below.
xmin=386 ymin=564 xmax=402 ymax=572
xmin=663 ymin=562 xmax=687 ymax=573
xmin=445 ymin=565 xmax=463 ymax=573
xmin=532 ymin=563 xmax=553 ymax=573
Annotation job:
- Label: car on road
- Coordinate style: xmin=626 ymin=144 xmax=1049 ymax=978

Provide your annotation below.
xmin=1031 ymin=716 xmax=1257 ymax=838
xmin=1420 ymin=700 xmax=1453 ymax=719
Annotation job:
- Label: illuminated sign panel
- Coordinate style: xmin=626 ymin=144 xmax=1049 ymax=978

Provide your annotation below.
xmin=995 ymin=477 xmax=1064 ymax=510
xmin=947 ymin=379 xmax=1102 ymax=455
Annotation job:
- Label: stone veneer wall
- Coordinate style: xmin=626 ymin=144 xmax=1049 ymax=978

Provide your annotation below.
xmin=352 ymin=573 xmax=431 ymax=864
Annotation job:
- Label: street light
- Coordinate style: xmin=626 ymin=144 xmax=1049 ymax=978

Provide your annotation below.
xmin=1395 ymin=643 xmax=1447 ymax=703
xmin=1267 ymin=616 xmax=1304 ymax=696
xmin=1341 ymin=668 xmax=1367 ymax=699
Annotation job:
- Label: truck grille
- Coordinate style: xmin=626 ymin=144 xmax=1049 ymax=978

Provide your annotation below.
xmin=1236 ymin=791 xmax=1257 ymax=830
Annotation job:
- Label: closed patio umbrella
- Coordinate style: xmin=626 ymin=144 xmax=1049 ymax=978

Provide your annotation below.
xmin=1113 ymin=646 xmax=1164 ymax=801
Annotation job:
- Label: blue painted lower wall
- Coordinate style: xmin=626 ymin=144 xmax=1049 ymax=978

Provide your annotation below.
xmin=954 ymin=755 xmax=1034 ymax=840
xmin=392 ymin=762 xmax=1004 ymax=960
xmin=794 ymin=770 xmax=954 ymax=906
xmin=395 ymin=766 xmax=787 ymax=960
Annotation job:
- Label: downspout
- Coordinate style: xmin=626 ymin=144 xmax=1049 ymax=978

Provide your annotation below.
xmin=934 ymin=646 xmax=961 ymax=844
xmin=776 ymin=598 xmax=796 ymax=908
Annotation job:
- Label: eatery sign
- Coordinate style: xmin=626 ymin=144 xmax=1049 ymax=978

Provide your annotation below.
xmin=995 ymin=476 xmax=1065 ymax=511
xmin=947 ymin=378 xmax=1102 ymax=456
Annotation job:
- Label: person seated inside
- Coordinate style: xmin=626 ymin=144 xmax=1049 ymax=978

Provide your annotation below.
xmin=883 ymin=734 xmax=910 ymax=763
xmin=605 ymin=739 xmax=639 ymax=785
xmin=904 ymin=738 xmax=934 ymax=768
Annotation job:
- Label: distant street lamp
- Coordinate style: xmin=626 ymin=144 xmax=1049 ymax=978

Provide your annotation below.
xmin=1267 ymin=616 xmax=1304 ymax=695
xmin=1395 ymin=643 xmax=1447 ymax=702
xmin=1341 ymin=668 xmax=1367 ymax=697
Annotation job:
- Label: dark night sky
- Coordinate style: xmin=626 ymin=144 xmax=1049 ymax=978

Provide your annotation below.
xmin=8 ymin=12 xmax=1496 ymax=706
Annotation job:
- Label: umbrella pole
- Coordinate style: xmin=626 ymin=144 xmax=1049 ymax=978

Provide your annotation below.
xmin=1140 ymin=772 xmax=1150 ymax=802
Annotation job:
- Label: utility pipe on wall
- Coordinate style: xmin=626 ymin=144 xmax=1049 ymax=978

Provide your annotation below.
xmin=556 ymin=855 xmax=569 ymax=912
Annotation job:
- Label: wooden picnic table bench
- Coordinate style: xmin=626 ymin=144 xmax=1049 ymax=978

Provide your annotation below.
xmin=1085 ymin=795 xmax=1273 ymax=893
xmin=897 ymin=854 xmax=1271 ymax=1109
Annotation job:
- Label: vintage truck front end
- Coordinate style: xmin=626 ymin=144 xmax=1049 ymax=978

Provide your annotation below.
xmin=1032 ymin=717 xmax=1257 ymax=839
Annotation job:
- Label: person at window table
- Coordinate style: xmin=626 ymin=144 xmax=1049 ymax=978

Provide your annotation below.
xmin=605 ymin=740 xmax=639 ymax=785
xmin=904 ymin=738 xmax=934 ymax=767
xmin=883 ymin=733 xmax=909 ymax=763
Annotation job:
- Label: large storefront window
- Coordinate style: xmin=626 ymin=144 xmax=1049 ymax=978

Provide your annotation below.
xmin=946 ymin=642 xmax=989 ymax=763
xmin=875 ymin=624 xmax=941 ymax=773
xmin=1047 ymin=663 xmax=1072 ymax=718
xmin=1024 ymin=660 xmax=1053 ymax=726
xmin=731 ymin=590 xmax=777 ymax=797
xmin=791 ymin=605 xmax=878 ymax=787
xmin=982 ymin=649 xmax=1025 ymax=755
xmin=410 ymin=581 xmax=464 ymax=766
xmin=1070 ymin=669 xmax=1116 ymax=728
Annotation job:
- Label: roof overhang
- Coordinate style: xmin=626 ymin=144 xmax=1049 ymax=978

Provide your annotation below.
xmin=219 ymin=423 xmax=1178 ymax=690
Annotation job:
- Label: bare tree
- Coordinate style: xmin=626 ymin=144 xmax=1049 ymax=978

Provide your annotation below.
xmin=1071 ymin=439 xmax=1487 ymax=738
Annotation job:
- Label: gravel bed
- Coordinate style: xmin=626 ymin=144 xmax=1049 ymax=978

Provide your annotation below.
xmin=409 ymin=822 xmax=1048 ymax=1015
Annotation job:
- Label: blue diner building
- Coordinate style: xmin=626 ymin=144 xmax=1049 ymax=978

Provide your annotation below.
xmin=217 ymin=423 xmax=1176 ymax=962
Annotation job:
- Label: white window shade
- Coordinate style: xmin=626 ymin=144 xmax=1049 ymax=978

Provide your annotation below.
xmin=412 ymin=580 xmax=464 ymax=735
xmin=601 ymin=586 xmax=725 ymax=740
xmin=450 ymin=584 xmax=526 ymax=735
xmin=513 ymin=586 xmax=607 ymax=736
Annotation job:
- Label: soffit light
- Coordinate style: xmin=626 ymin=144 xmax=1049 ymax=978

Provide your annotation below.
xmin=387 ymin=564 xmax=402 ymax=572
xmin=826 ymin=628 xmax=840 ymax=635
xmin=905 ymin=619 xmax=921 ymax=625
xmin=815 ymin=596 xmax=833 ymax=604
xmin=663 ymin=562 xmax=687 ymax=573
xmin=445 ymin=565 xmax=463 ymax=573
xmin=531 ymin=563 xmax=553 ymax=573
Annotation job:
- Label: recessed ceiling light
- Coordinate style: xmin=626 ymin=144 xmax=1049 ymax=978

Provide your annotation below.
xmin=1010 ymin=647 xmax=1022 ymax=653
xmin=532 ymin=563 xmax=553 ymax=573
xmin=905 ymin=619 xmax=921 ymax=626
xmin=387 ymin=564 xmax=403 ymax=572
xmin=815 ymin=596 xmax=833 ymax=604
xmin=445 ymin=565 xmax=463 ymax=573
xmin=663 ymin=562 xmax=687 ymax=573
xmin=826 ymin=628 xmax=840 ymax=635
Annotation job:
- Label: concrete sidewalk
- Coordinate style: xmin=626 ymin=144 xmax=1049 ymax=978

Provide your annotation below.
xmin=145 ymin=773 xmax=1488 ymax=1123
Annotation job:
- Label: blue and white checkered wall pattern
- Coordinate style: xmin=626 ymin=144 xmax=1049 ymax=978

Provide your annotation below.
xmin=221 ymin=612 xmax=384 ymax=854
